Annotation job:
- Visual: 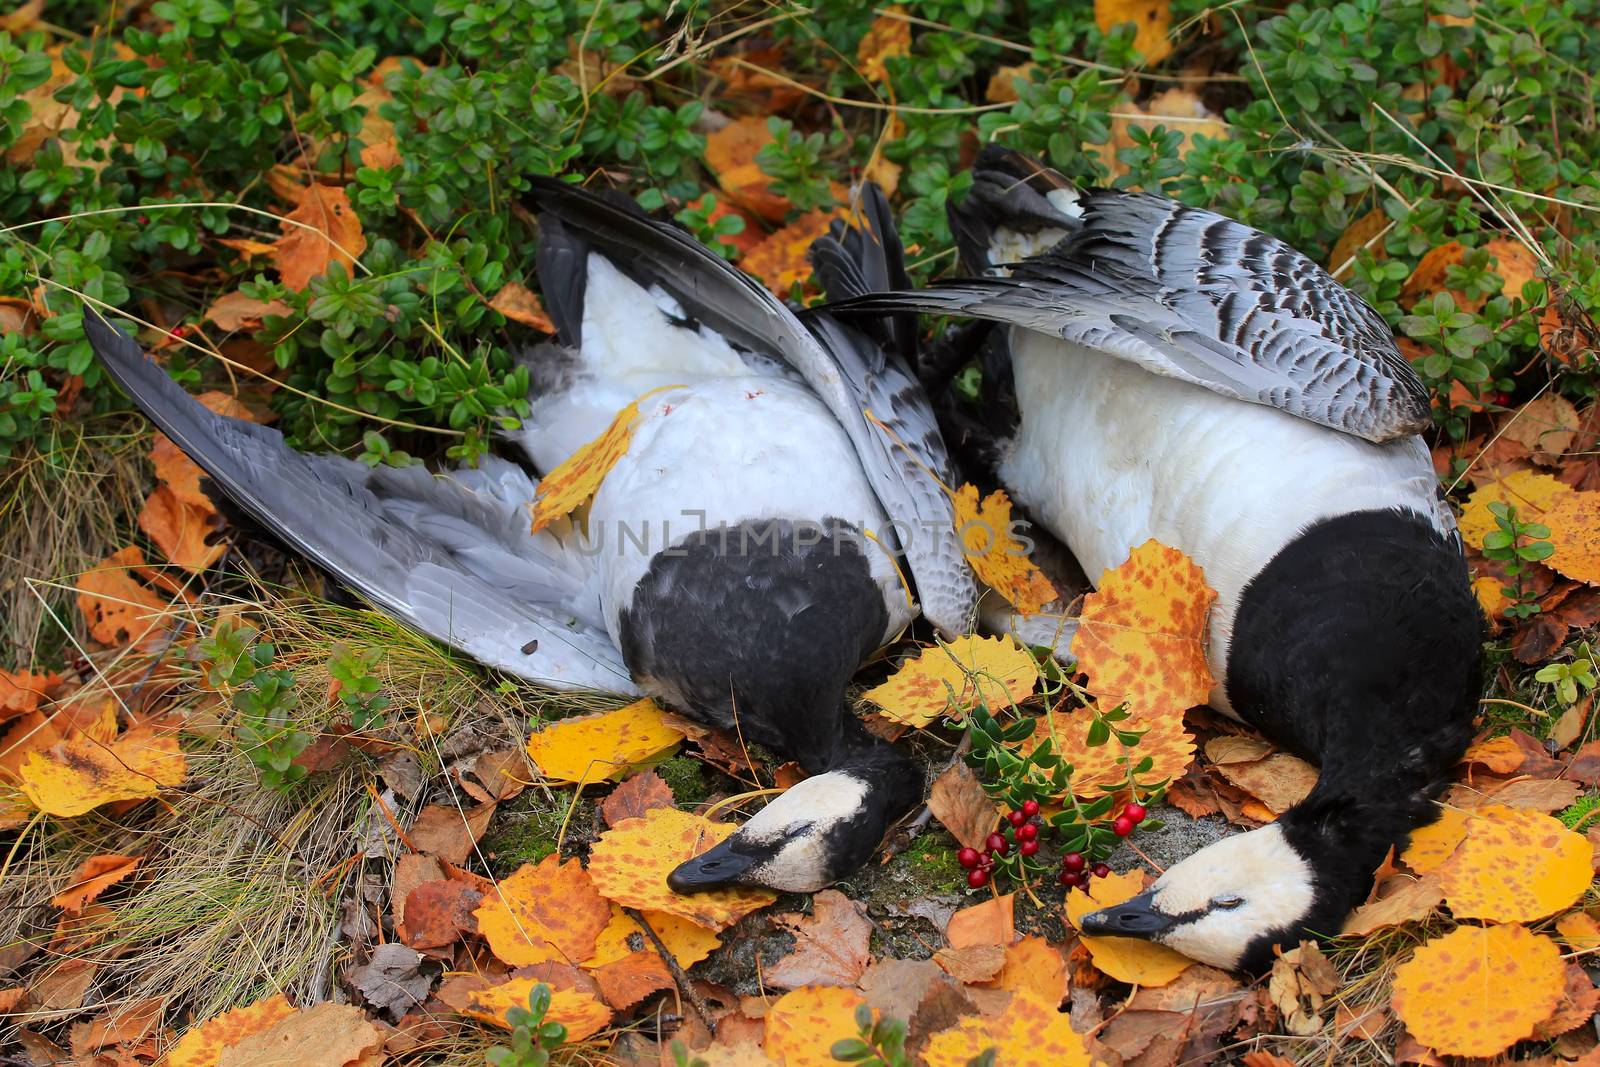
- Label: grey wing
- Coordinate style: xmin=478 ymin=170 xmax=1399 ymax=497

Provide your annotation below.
xmin=525 ymin=177 xmax=976 ymax=636
xmin=832 ymin=191 xmax=1431 ymax=444
xmin=85 ymin=312 xmax=637 ymax=694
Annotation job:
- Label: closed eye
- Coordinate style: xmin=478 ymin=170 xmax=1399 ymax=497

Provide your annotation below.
xmin=1212 ymin=894 xmax=1244 ymax=910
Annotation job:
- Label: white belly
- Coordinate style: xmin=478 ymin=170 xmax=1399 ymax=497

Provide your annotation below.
xmin=585 ymin=377 xmax=909 ymax=644
xmin=998 ymin=329 xmax=1450 ymax=707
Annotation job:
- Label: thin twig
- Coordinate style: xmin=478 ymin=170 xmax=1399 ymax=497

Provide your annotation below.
xmin=631 ymin=907 xmax=718 ymax=1036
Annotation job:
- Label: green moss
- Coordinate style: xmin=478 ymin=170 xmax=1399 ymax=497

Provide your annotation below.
xmin=655 ymin=755 xmax=713 ymax=805
xmin=480 ymin=800 xmax=573 ymax=872
xmin=1559 ymin=792 xmax=1600 ymax=831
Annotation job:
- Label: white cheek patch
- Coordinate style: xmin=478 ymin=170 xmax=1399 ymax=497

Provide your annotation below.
xmin=734 ymin=771 xmax=871 ymax=892
xmin=1147 ymin=823 xmax=1317 ymax=971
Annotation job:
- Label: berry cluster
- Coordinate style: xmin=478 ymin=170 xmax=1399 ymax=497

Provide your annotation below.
xmin=956 ymin=798 xmax=1040 ymax=888
xmin=1057 ymin=802 xmax=1146 ymax=891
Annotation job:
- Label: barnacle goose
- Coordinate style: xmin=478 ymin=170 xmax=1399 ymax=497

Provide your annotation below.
xmin=830 ymin=147 xmax=1484 ymax=972
xmin=84 ymin=178 xmax=975 ymax=895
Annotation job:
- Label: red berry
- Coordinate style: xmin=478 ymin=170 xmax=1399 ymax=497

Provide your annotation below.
xmin=1019 ymin=840 xmax=1039 ymax=857
xmin=138 ymin=214 xmax=149 ymax=225
xmin=967 ymin=868 xmax=989 ymax=889
xmin=1123 ymin=802 xmax=1147 ymax=823
xmin=171 ymin=324 xmax=187 ymax=337
xmin=957 ymin=847 xmax=980 ymax=870
xmin=1113 ymin=815 xmax=1135 ymax=837
xmin=986 ymin=833 xmax=1008 ymax=855
xmin=1021 ymin=799 xmax=1040 ymax=818
xmin=1059 ymin=870 xmax=1083 ymax=887
xmin=1007 ymin=810 xmax=1026 ymax=827
xmin=1016 ymin=823 xmax=1038 ymax=842
xmin=1061 ymin=852 xmax=1085 ymax=873
xmin=1093 ymin=863 xmax=1111 ymax=879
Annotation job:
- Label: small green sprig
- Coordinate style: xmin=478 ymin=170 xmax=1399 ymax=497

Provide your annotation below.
xmin=1481 ymin=501 xmax=1554 ymax=620
xmin=485 ymin=984 xmax=568 ymax=1067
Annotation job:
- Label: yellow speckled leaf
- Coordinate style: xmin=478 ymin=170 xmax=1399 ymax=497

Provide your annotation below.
xmin=1065 ymin=868 xmax=1193 ymax=986
xmin=587 ymin=807 xmax=776 ymax=929
xmin=1540 ymin=489 xmax=1600 ymax=585
xmin=1401 ymin=807 xmax=1469 ymax=873
xmin=1076 ymin=540 xmax=1216 ymax=718
xmin=861 ymin=635 xmax=1040 ymax=728
xmin=583 ymin=904 xmax=721 ymax=969
xmin=462 ymin=978 xmax=612 ymax=1040
xmin=1435 ymin=805 xmax=1591 ymax=923
xmin=763 ymin=986 xmax=871 ymax=1067
xmin=529 ymin=391 xmax=666 ymax=533
xmin=525 ymin=699 xmax=685 ymax=788
xmin=1391 ymin=924 xmax=1564 ymax=1058
xmin=165 ymin=994 xmax=297 ymax=1067
xmin=1556 ymin=911 xmax=1600 ymax=952
xmin=922 ymin=989 xmax=1093 ymax=1067
xmin=1457 ymin=470 xmax=1572 ymax=548
xmin=475 ymin=854 xmax=611 ymax=967
xmin=1026 ymin=706 xmax=1194 ymax=797
xmin=951 ymin=483 xmax=1059 ymax=614
xmin=18 ymin=725 xmax=185 ymax=816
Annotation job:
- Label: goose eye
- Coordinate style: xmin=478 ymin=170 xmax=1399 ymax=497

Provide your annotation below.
xmin=1212 ymin=894 xmax=1244 ymax=910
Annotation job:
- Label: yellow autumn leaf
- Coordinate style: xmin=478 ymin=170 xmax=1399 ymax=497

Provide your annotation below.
xmin=1025 ymin=706 xmax=1194 ymax=797
xmin=856 ymin=7 xmax=911 ymax=83
xmin=1457 ymin=470 xmax=1572 ymax=548
xmin=1391 ymin=924 xmax=1565 ymax=1058
xmin=860 ymin=634 xmax=1041 ymax=728
xmin=1401 ymin=807 xmax=1470 ymax=873
xmin=583 ymin=904 xmax=721 ymax=970
xmin=165 ymin=995 xmax=298 ymax=1067
xmin=18 ymin=725 xmax=186 ymax=816
xmin=922 ymin=988 xmax=1093 ymax=1067
xmin=763 ymin=986 xmax=872 ymax=1067
xmin=462 ymin=978 xmax=613 ymax=1040
xmin=1539 ymin=489 xmax=1600 ymax=585
xmin=474 ymin=854 xmax=612 ymax=967
xmin=529 ymin=389 xmax=676 ymax=534
xmin=1555 ymin=911 xmax=1600 ymax=952
xmin=586 ymin=807 xmax=777 ymax=929
xmin=1094 ymin=0 xmax=1173 ymax=64
xmin=950 ymin=483 xmax=1059 ymax=614
xmin=1075 ymin=540 xmax=1216 ymax=717
xmin=1432 ymin=804 xmax=1591 ymax=923
xmin=1064 ymin=868 xmax=1193 ymax=986
xmin=524 ymin=699 xmax=685 ymax=787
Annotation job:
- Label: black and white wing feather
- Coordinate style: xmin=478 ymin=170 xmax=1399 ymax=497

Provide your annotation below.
xmin=831 ymin=154 xmax=1431 ymax=444
xmin=525 ymin=177 xmax=976 ymax=636
xmin=85 ymin=313 xmax=637 ymax=694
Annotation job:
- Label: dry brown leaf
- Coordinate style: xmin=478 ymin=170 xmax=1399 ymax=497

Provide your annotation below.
xmin=1341 ymin=872 xmax=1443 ymax=936
xmin=1268 ymin=941 xmax=1340 ymax=1036
xmin=69 ymin=995 xmax=165 ymax=1057
xmin=407 ymin=802 xmax=494 ymax=866
xmin=488 ymin=282 xmax=555 ymax=333
xmin=1501 ymin=394 xmax=1580 ymax=462
xmin=1327 ymin=208 xmax=1389 ymax=278
xmin=590 ymin=949 xmax=672 ymax=1011
xmin=932 ymin=943 xmax=1006 ymax=984
xmin=50 ymin=854 xmax=141 ymax=914
xmin=273 ymin=185 xmax=367 ymax=291
xmin=985 ymin=63 xmax=1038 ymax=104
xmin=1209 ymin=752 xmax=1318 ymax=814
xmin=1484 ymin=236 xmax=1540 ymax=301
xmin=399 ymin=878 xmax=481 ymax=951
xmin=139 ymin=484 xmax=228 ymax=573
xmin=0 ymin=669 xmax=62 ymax=719
xmin=600 ymin=769 xmax=676 ymax=828
xmin=945 ymin=893 xmax=1015 ymax=950
xmin=75 ymin=547 xmax=172 ymax=647
xmin=765 ymin=890 xmax=873 ymax=989
xmin=215 ymin=1002 xmax=382 ymax=1067
xmin=204 ymin=292 xmax=291 ymax=333
xmin=926 ymin=762 xmax=999 ymax=852
xmin=1531 ymin=963 xmax=1600 ymax=1040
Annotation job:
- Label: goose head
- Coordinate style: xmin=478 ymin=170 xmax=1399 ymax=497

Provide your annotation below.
xmin=668 ymin=757 xmax=921 ymax=894
xmin=1080 ymin=822 xmax=1325 ymax=972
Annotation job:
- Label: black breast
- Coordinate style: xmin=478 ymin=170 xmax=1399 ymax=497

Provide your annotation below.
xmin=618 ymin=518 xmax=890 ymax=773
xmin=1225 ymin=509 xmax=1484 ymax=800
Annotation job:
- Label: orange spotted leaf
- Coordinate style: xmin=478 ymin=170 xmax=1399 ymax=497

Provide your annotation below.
xmin=860 ymin=635 xmax=1040 ymax=728
xmin=204 ymin=291 xmax=290 ymax=332
xmin=922 ymin=988 xmax=1093 ymax=1067
xmin=763 ymin=986 xmax=872 ymax=1067
xmin=1026 ymin=706 xmax=1194 ymax=797
xmin=742 ymin=210 xmax=843 ymax=296
xmin=1433 ymin=804 xmax=1591 ymax=922
xmin=164 ymin=994 xmax=298 ymax=1067
xmin=1065 ymin=868 xmax=1193 ymax=986
xmin=17 ymin=724 xmax=184 ymax=816
xmin=0 ymin=668 xmax=61 ymax=719
xmin=462 ymin=978 xmax=612 ymax=1039
xmin=1391 ymin=924 xmax=1564 ymax=1058
xmin=584 ymin=905 xmax=721 ymax=969
xmin=856 ymin=8 xmax=911 ymax=82
xmin=950 ymin=483 xmax=1058 ymax=613
xmin=1094 ymin=0 xmax=1173 ymax=64
xmin=586 ymin=807 xmax=776 ymax=929
xmin=1457 ymin=470 xmax=1572 ymax=548
xmin=489 ymin=281 xmax=556 ymax=332
xmin=1401 ymin=807 xmax=1470 ymax=873
xmin=474 ymin=854 xmax=611 ymax=967
xmin=703 ymin=115 xmax=789 ymax=223
xmin=50 ymin=854 xmax=141 ymax=914
xmin=524 ymin=699 xmax=685 ymax=788
xmin=75 ymin=547 xmax=172 ymax=647
xmin=1539 ymin=489 xmax=1600 ymax=585
xmin=1076 ymin=540 xmax=1216 ymax=717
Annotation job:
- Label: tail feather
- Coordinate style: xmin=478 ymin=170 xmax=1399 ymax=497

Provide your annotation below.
xmin=809 ymin=183 xmax=917 ymax=366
